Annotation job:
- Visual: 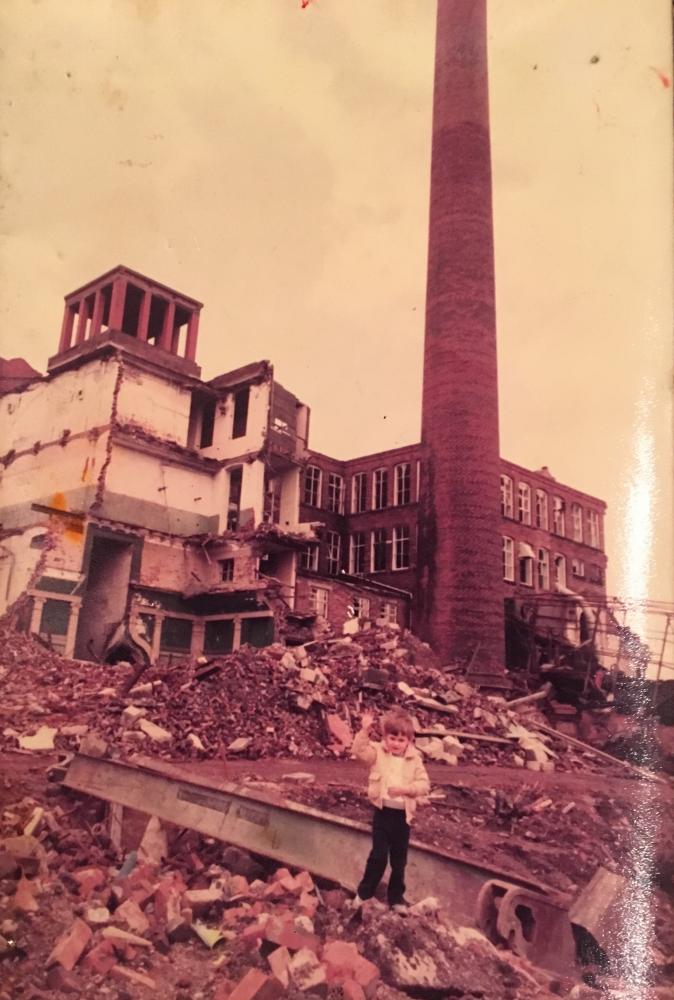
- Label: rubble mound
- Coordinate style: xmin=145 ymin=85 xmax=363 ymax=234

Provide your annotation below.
xmin=0 ymin=625 xmax=632 ymax=775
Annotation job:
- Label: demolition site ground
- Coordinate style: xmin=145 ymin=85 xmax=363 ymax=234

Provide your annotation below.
xmin=1 ymin=624 xmax=673 ymax=999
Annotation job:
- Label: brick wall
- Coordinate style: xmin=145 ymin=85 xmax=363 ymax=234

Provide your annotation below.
xmin=295 ymin=572 xmax=409 ymax=631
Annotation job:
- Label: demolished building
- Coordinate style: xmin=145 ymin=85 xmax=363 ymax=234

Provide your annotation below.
xmin=0 ymin=264 xmax=610 ymax=672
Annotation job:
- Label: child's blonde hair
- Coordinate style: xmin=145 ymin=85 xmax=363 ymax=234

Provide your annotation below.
xmin=382 ymin=708 xmax=415 ymax=740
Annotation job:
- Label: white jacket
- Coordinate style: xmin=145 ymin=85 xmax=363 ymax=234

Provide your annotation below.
xmin=351 ymin=729 xmax=430 ymax=825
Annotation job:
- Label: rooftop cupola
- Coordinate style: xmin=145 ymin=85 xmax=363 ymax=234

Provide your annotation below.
xmin=51 ymin=266 xmax=203 ymax=375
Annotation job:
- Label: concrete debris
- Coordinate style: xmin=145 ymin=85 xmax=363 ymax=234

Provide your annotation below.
xmin=18 ymin=725 xmax=58 ymax=750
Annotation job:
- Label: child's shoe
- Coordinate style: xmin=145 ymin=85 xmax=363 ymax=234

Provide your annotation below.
xmin=348 ymin=894 xmax=365 ymax=910
xmin=390 ymin=897 xmax=410 ymax=914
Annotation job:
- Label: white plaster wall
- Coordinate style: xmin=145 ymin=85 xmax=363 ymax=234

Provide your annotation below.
xmin=278 ymin=468 xmax=301 ymax=530
xmin=105 ymin=445 xmax=217 ymax=517
xmin=0 ymin=527 xmax=44 ymax=611
xmin=0 ymin=359 xmax=118 ymax=453
xmin=203 ymin=382 xmax=270 ymax=461
xmin=116 ymin=366 xmax=192 ymax=445
xmin=140 ymin=537 xmax=219 ymax=592
xmin=226 ymin=460 xmax=266 ymax=531
xmin=0 ymin=433 xmax=109 ymax=516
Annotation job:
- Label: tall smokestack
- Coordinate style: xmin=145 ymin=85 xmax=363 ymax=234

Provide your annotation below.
xmin=416 ymin=0 xmax=505 ymax=674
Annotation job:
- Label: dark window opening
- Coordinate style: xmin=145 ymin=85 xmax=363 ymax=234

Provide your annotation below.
xmin=100 ymin=284 xmax=113 ymax=329
xmin=372 ymin=529 xmax=387 ymax=572
xmin=220 ymin=558 xmax=235 ymax=582
xmin=147 ymin=295 xmax=168 ymax=345
xmin=121 ymin=284 xmax=144 ymax=338
xmin=39 ymin=598 xmax=70 ymax=636
xmin=227 ymin=466 xmax=243 ymax=531
xmin=200 ymin=399 xmax=216 ymax=448
xmin=240 ymin=616 xmax=274 ymax=648
xmin=160 ymin=616 xmax=193 ymax=652
xmin=204 ymin=618 xmax=234 ymax=655
xmin=232 ymin=387 xmax=250 ymax=439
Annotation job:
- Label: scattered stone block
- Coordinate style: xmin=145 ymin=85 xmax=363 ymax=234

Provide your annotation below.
xmin=121 ymin=705 xmax=147 ymax=727
xmin=0 ymin=834 xmax=45 ymax=876
xmin=84 ymin=906 xmax=110 ymax=926
xmin=138 ymin=719 xmax=173 ymax=744
xmin=12 ymin=875 xmax=38 ymax=913
xmin=101 ymin=925 xmax=152 ymax=949
xmin=268 ymin=944 xmax=291 ymax=986
xmin=114 ymin=898 xmax=150 ymax=934
xmin=46 ymin=965 xmax=81 ymax=993
xmin=18 ymin=725 xmax=58 ymax=751
xmin=228 ymin=968 xmax=285 ymax=1000
xmin=47 ymin=917 xmax=93 ymax=971
xmin=228 ymin=737 xmax=252 ymax=753
xmin=138 ymin=815 xmax=168 ymax=866
xmin=183 ymin=887 xmax=224 ymax=915
xmin=23 ymin=806 xmax=44 ymax=837
xmin=111 ymin=965 xmax=157 ymax=989
xmin=79 ymin=732 xmax=108 ymax=757
xmin=288 ymin=946 xmax=327 ymax=992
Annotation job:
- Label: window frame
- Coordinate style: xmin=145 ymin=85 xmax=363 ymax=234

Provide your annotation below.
xmin=326 ymin=531 xmax=341 ymax=576
xmin=502 ymin=536 xmax=515 ymax=581
xmin=309 ymin=586 xmax=329 ymax=618
xmin=536 ymin=548 xmax=550 ymax=590
xmin=394 ymin=463 xmax=412 ymax=506
xmin=303 ymin=465 xmax=322 ymax=508
xmin=517 ymin=482 xmax=531 ymax=525
xmin=534 ymin=489 xmax=548 ymax=530
xmin=327 ymin=473 xmax=345 ymax=514
xmin=571 ymin=502 xmax=583 ymax=542
xmin=371 ymin=528 xmax=387 ymax=573
xmin=587 ymin=510 xmax=601 ymax=548
xmin=301 ymin=543 xmax=319 ymax=573
xmin=349 ymin=532 xmax=366 ymax=575
xmin=392 ymin=525 xmax=411 ymax=570
xmin=552 ymin=496 xmax=565 ymax=537
xmin=351 ymin=472 xmax=367 ymax=513
xmin=500 ymin=475 xmax=514 ymax=519
xmin=372 ymin=468 xmax=389 ymax=511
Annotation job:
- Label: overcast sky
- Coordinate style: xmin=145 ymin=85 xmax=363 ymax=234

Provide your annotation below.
xmin=1 ymin=1 xmax=672 ymax=639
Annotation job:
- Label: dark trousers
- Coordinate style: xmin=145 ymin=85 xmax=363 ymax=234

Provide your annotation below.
xmin=357 ymin=807 xmax=410 ymax=905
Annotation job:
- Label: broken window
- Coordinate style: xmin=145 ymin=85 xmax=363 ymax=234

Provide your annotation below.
xmin=39 ymin=598 xmax=70 ymax=636
xmin=263 ymin=475 xmax=282 ymax=525
xmin=220 ymin=559 xmax=235 ymax=582
xmin=518 ymin=555 xmax=533 ymax=586
xmin=232 ymin=387 xmax=250 ymax=439
xmin=200 ymin=399 xmax=216 ymax=448
xmin=352 ymin=595 xmax=371 ymax=619
xmin=571 ymin=502 xmax=583 ymax=542
xmin=303 ymin=465 xmax=322 ymax=507
xmin=394 ymin=463 xmax=411 ymax=506
xmin=589 ymin=563 xmax=604 ymax=585
xmin=502 ymin=536 xmax=515 ymax=581
xmin=160 ymin=616 xmax=193 ymax=652
xmin=587 ymin=510 xmax=601 ymax=548
xmin=240 ymin=616 xmax=275 ymax=648
xmin=371 ymin=528 xmax=387 ymax=573
xmin=204 ymin=618 xmax=234 ymax=654
xmin=517 ymin=482 xmax=531 ymax=524
xmin=380 ymin=601 xmax=398 ymax=624
xmin=309 ymin=586 xmax=329 ymax=618
xmin=326 ymin=531 xmax=341 ymax=575
xmin=500 ymin=475 xmax=514 ymax=518
xmin=351 ymin=472 xmax=367 ymax=513
xmin=327 ymin=473 xmax=344 ymax=514
xmin=301 ymin=543 xmax=319 ymax=572
xmin=537 ymin=548 xmax=550 ymax=590
xmin=392 ymin=526 xmax=410 ymax=570
xmin=571 ymin=558 xmax=585 ymax=578
xmin=552 ymin=496 xmax=565 ymax=536
xmin=554 ymin=554 xmax=567 ymax=588
xmin=372 ymin=468 xmax=388 ymax=510
xmin=349 ymin=532 xmax=366 ymax=575
xmin=535 ymin=489 xmax=548 ymax=530
xmin=227 ymin=466 xmax=243 ymax=531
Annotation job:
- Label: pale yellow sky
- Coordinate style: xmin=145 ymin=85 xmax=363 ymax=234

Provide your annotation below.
xmin=1 ymin=1 xmax=672 ymax=622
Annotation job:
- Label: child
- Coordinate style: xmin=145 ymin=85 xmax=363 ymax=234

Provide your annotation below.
xmin=351 ymin=707 xmax=430 ymax=909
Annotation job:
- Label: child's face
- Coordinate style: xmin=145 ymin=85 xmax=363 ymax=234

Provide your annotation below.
xmin=383 ymin=730 xmax=410 ymax=756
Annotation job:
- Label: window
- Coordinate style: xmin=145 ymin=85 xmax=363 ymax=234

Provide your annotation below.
xmin=309 ymin=586 xmax=329 ymax=618
xmin=502 ymin=536 xmax=515 ymax=582
xmin=160 ymin=616 xmax=193 ymax=652
xmin=227 ymin=466 xmax=243 ymax=531
xmin=537 ymin=548 xmax=550 ymax=590
xmin=204 ymin=619 xmax=234 ymax=655
xmin=373 ymin=468 xmax=388 ymax=510
xmin=517 ymin=483 xmax=531 ymax=525
xmin=349 ymin=533 xmax=366 ymax=575
xmin=371 ymin=528 xmax=387 ymax=572
xmin=394 ymin=463 xmax=411 ymax=506
xmin=327 ymin=473 xmax=344 ymax=514
xmin=587 ymin=510 xmax=601 ymax=548
xmin=380 ymin=601 xmax=398 ymax=624
xmin=351 ymin=472 xmax=367 ymax=513
xmin=303 ymin=466 xmax=322 ymax=507
xmin=200 ymin=399 xmax=216 ymax=448
xmin=554 ymin=554 xmax=567 ymax=589
xmin=519 ymin=555 xmax=533 ymax=586
xmin=552 ymin=496 xmax=565 ymax=536
xmin=571 ymin=558 xmax=585 ymax=578
xmin=571 ymin=503 xmax=583 ymax=542
xmin=326 ymin=531 xmax=341 ymax=575
xmin=301 ymin=543 xmax=319 ymax=572
xmin=535 ymin=489 xmax=548 ymax=530
xmin=263 ymin=475 xmax=281 ymax=525
xmin=352 ymin=595 xmax=371 ymax=619
xmin=220 ymin=558 xmax=234 ymax=582
xmin=232 ymin=387 xmax=250 ymax=439
xmin=392 ymin=526 xmax=411 ymax=570
xmin=500 ymin=475 xmax=514 ymax=518
xmin=589 ymin=563 xmax=604 ymax=585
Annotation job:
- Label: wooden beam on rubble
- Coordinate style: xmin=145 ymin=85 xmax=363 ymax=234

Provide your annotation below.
xmin=62 ymin=752 xmax=579 ymax=976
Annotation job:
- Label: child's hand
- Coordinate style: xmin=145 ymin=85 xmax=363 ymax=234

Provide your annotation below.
xmin=360 ymin=710 xmax=375 ymax=732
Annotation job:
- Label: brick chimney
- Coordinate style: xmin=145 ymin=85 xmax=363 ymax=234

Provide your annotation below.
xmin=416 ymin=0 xmax=505 ymax=673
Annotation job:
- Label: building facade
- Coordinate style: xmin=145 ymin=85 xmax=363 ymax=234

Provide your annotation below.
xmin=0 ymin=265 xmax=609 ymax=669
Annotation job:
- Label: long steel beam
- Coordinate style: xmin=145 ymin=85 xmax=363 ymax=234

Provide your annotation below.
xmin=63 ymin=754 xmax=563 ymax=934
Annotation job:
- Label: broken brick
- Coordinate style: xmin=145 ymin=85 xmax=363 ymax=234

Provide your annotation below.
xmin=47 ymin=917 xmax=93 ymax=971
xmin=111 ymin=965 xmax=157 ymax=989
xmin=267 ymin=945 xmax=292 ymax=987
xmin=227 ymin=968 xmax=285 ymax=1000
xmin=82 ymin=940 xmax=117 ymax=975
xmin=113 ymin=898 xmax=150 ymax=935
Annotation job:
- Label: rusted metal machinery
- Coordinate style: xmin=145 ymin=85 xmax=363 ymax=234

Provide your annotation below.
xmin=63 ymin=753 xmax=578 ymax=974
